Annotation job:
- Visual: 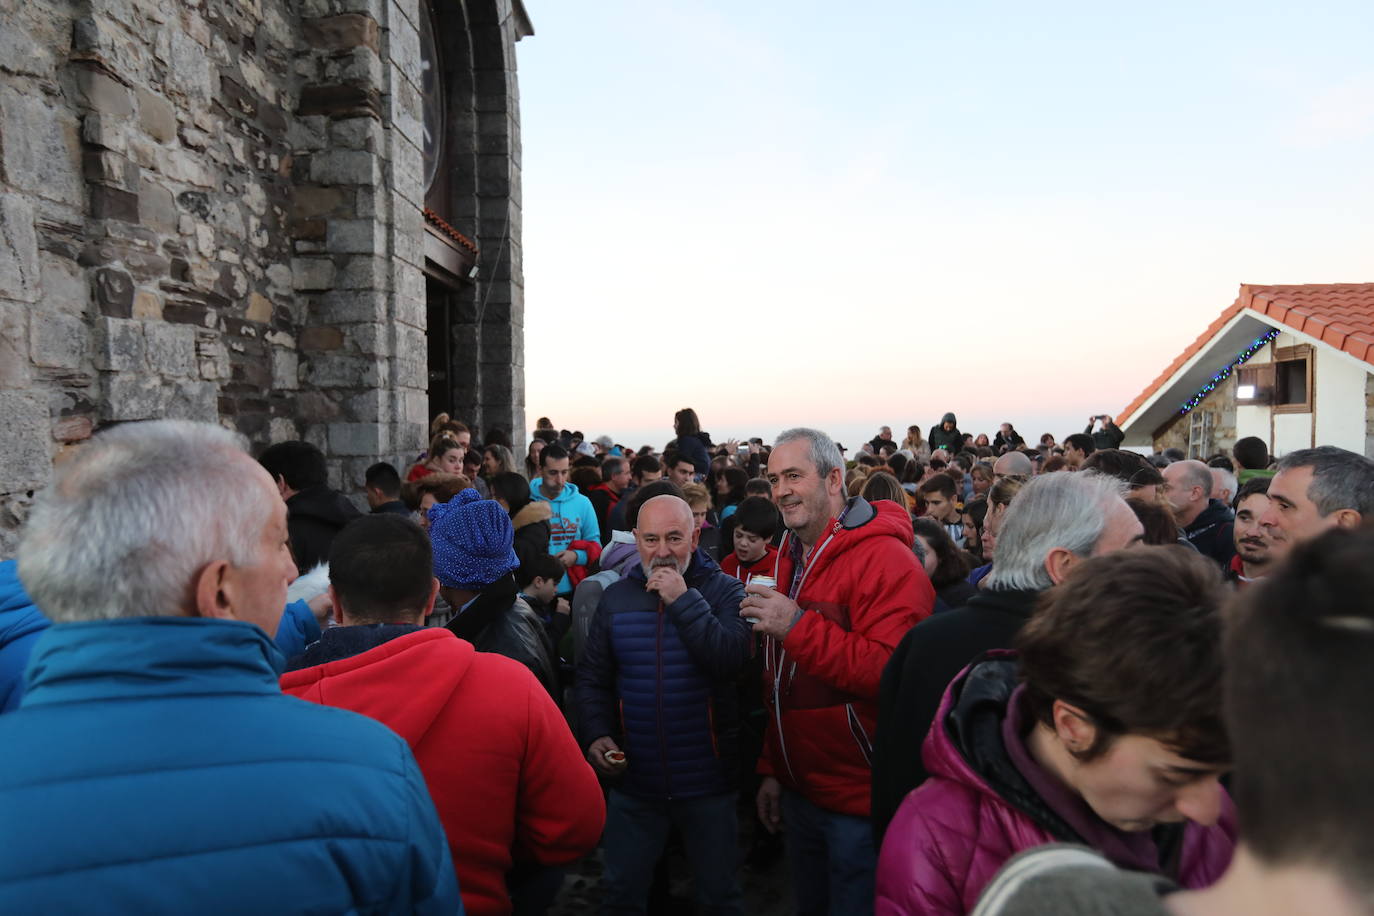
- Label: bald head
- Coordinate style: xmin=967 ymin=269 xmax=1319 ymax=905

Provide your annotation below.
xmin=1163 ymin=459 xmax=1215 ymax=526
xmin=635 ymin=494 xmax=698 ymax=576
xmin=994 ymin=451 xmax=1033 ymax=478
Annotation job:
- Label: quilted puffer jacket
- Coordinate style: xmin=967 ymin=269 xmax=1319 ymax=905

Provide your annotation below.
xmin=760 ymin=497 xmax=934 ymax=817
xmin=577 ymin=548 xmax=751 ymax=799
xmin=875 ymin=655 xmax=1235 ymax=915
xmin=0 ymin=617 xmax=460 ymax=913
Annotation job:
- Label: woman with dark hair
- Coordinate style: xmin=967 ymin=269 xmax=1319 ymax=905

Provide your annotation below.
xmin=961 ymin=496 xmax=988 ymax=565
xmin=1127 ymin=496 xmax=1182 ymax=546
xmin=911 ymin=518 xmax=975 ymax=610
xmin=489 ymin=471 xmax=550 ymax=574
xmin=671 ymin=407 xmax=711 ymax=474
xmin=876 ymin=547 xmax=1236 ymax=915
xmin=523 ymin=439 xmax=545 ymax=481
xmin=714 ymin=466 xmax=749 ymax=520
xmin=861 ymin=471 xmax=913 ymax=517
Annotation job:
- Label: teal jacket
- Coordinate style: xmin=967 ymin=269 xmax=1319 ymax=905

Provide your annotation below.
xmin=0 ymin=617 xmax=461 ymax=914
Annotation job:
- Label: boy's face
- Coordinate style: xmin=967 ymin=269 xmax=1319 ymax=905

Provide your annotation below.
xmin=924 ymin=491 xmax=957 ymax=522
xmin=527 ymin=576 xmax=559 ymax=603
xmin=733 ymin=528 xmax=768 ymax=564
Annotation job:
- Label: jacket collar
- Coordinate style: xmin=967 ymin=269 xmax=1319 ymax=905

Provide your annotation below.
xmin=285 ymin=623 xmax=424 ymax=672
xmin=22 ymin=617 xmax=285 ymax=708
xmin=446 ymin=572 xmax=518 ymax=642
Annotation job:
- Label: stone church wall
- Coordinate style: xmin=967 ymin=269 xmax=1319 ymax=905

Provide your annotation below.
xmin=0 ymin=0 xmax=528 ymax=558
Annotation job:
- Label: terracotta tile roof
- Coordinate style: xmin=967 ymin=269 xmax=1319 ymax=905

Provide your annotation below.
xmin=1117 ymin=283 xmax=1374 ymax=425
xmin=423 ymin=208 xmax=479 ymax=254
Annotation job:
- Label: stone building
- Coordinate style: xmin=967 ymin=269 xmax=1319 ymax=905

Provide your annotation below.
xmin=1116 ymin=284 xmax=1374 ymax=459
xmin=0 ymin=0 xmax=532 ymax=556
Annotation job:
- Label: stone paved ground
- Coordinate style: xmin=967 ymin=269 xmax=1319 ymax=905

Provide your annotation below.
xmin=548 ymin=801 xmax=794 ymax=915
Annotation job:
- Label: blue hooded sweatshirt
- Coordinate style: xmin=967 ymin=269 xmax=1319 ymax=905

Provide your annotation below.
xmin=529 ymin=478 xmax=600 ymax=594
xmin=0 ymin=560 xmax=49 ymax=714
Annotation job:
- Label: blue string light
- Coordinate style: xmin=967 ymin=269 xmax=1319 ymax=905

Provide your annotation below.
xmin=1177 ymin=329 xmax=1280 ymax=415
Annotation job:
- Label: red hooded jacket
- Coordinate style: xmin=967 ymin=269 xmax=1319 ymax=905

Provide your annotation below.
xmin=281 ymin=628 xmax=605 ymax=916
xmin=760 ymin=497 xmax=934 ymax=817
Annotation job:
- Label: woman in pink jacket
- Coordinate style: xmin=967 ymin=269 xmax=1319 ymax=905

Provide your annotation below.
xmin=876 ymin=547 xmax=1237 ymax=915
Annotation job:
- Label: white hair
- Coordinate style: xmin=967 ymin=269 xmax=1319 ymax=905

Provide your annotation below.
xmin=985 ymin=472 xmax=1129 ymax=592
xmin=17 ymin=420 xmax=276 ymax=623
xmin=1210 ymin=467 xmax=1237 ymax=502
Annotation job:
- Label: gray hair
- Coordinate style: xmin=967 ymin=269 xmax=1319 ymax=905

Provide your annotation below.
xmin=1210 ymin=467 xmax=1237 ymax=501
xmin=1277 ymin=447 xmax=1374 ymax=517
xmin=17 ymin=420 xmax=276 ymax=623
xmin=985 ymin=472 xmax=1129 ymax=592
xmin=775 ymin=428 xmax=845 ymax=478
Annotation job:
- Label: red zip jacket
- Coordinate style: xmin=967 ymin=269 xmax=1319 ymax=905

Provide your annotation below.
xmin=760 ymin=497 xmax=934 ymax=817
xmin=720 ymin=543 xmax=780 ymax=582
xmin=281 ymin=628 xmax=605 ymax=916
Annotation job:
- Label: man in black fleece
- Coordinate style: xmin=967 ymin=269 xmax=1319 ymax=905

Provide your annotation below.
xmin=1162 ymin=459 xmax=1235 ymax=568
xmin=870 ymin=472 xmax=1143 ymax=846
xmin=259 ymin=440 xmax=361 ymax=569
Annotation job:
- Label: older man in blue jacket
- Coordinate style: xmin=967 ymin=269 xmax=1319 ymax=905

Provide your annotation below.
xmin=0 ymin=420 xmax=461 ymax=914
xmin=577 ymin=494 xmax=752 ymax=915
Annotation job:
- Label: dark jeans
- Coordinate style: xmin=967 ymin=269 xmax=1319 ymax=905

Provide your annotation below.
xmin=781 ymin=788 xmax=876 ymax=916
xmin=601 ymin=789 xmax=742 ymax=916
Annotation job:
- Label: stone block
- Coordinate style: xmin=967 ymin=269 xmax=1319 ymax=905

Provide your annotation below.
xmin=0 ymin=86 xmax=84 ymax=208
xmin=303 ymin=14 xmax=381 ymax=53
xmin=29 ymin=311 xmax=88 ymax=369
xmin=305 ymin=352 xmax=381 ymax=388
xmin=144 ymin=323 xmax=196 ymax=377
xmin=329 ymin=116 xmax=383 ymax=151
xmin=347 ymin=322 xmax=388 ymax=356
xmin=326 ymin=220 xmax=386 ymax=256
xmin=141 ymin=178 xmax=177 ymax=233
xmin=93 ymin=267 xmax=134 ymax=317
xmin=94 ymin=316 xmax=145 ymax=370
xmin=0 ymin=390 xmax=51 ymax=490
xmin=271 ymin=346 xmax=299 ymax=389
xmin=329 ymin=421 xmax=387 ymax=456
xmin=81 ymin=114 xmax=128 ymax=153
xmin=338 ymin=255 xmax=388 ymax=290
xmin=132 ymin=290 xmax=163 ymax=319
xmin=313 ymin=288 xmax=385 ymax=324
xmin=310 ymin=150 xmax=381 ymax=187
xmin=269 ymin=417 xmax=300 ymax=442
xmin=52 ymin=415 xmax=94 ymax=443
xmin=0 ymin=304 xmax=30 ymax=389
xmin=91 ymin=185 xmax=140 ymax=222
xmin=75 ymin=68 xmax=134 ymax=117
xmin=0 ymin=193 xmax=40 ymax=302
xmin=165 ymin=379 xmax=217 ymax=421
xmin=246 ymin=292 xmax=273 ymax=323
xmin=137 ymin=88 xmax=177 ymax=143
xmin=167 ymin=30 xmax=215 ymax=100
xmin=292 ymin=257 xmax=335 ymax=291
xmin=162 ymin=149 xmax=215 ymax=188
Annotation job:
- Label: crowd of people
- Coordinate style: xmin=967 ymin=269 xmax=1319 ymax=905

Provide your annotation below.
xmin=0 ymin=405 xmax=1372 ymax=916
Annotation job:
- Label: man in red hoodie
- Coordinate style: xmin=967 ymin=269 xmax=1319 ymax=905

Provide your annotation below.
xmin=281 ymin=514 xmax=604 ymax=916
xmin=739 ymin=427 xmax=934 ymax=916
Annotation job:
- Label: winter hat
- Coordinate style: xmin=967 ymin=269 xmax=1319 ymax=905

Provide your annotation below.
xmin=428 ymin=488 xmax=520 ymax=590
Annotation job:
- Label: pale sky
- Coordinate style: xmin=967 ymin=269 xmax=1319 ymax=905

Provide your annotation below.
xmin=517 ymin=1 xmax=1374 ymax=451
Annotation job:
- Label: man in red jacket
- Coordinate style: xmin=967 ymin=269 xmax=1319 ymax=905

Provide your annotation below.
xmin=281 ymin=515 xmax=605 ymax=916
xmin=740 ymin=427 xmax=934 ymax=916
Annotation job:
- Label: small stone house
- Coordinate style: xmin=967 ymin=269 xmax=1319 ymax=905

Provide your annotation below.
xmin=1116 ymin=283 xmax=1374 ymax=460
xmin=0 ymin=0 xmax=533 ymax=557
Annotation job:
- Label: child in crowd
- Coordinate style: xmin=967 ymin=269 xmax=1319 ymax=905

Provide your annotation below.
xmin=516 ymin=552 xmax=572 ymax=650
xmin=719 ymin=496 xmax=780 ymax=583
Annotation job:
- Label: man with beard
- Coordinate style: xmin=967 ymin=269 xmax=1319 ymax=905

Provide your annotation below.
xmin=1228 ymin=478 xmax=1281 ymax=586
xmin=577 ymin=495 xmax=752 ymax=914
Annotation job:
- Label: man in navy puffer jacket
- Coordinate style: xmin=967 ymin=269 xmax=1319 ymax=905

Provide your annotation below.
xmin=0 ymin=420 xmax=460 ymax=914
xmin=577 ymin=494 xmax=751 ymax=914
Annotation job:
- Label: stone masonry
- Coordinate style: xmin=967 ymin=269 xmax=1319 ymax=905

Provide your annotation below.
xmin=0 ymin=0 xmax=529 ymax=558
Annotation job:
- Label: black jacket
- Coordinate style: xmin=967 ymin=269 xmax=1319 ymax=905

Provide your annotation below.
xmin=286 ymin=485 xmax=363 ymax=570
xmin=447 ymin=573 xmax=558 ymax=698
xmin=1086 ymin=420 xmax=1126 ymax=451
xmin=871 ymin=586 xmax=1043 ymax=845
xmin=929 ymin=424 xmax=964 ymax=453
xmin=1183 ymin=500 xmax=1236 ymax=569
